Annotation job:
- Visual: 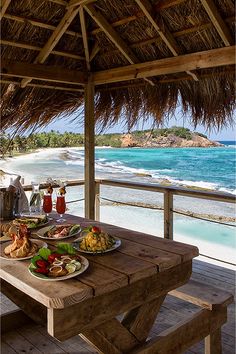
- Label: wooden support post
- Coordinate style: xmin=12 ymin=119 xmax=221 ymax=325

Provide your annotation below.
xmin=164 ymin=190 xmax=173 ymax=239
xmin=84 ymin=77 xmax=95 ymax=219
xmin=205 ymin=328 xmax=222 ymax=354
xmin=95 ymin=181 xmax=100 ymax=221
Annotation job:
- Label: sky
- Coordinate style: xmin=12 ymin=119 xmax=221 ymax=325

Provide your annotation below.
xmin=39 ymin=109 xmax=236 ymax=141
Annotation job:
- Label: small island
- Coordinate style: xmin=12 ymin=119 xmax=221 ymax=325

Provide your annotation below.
xmin=0 ymin=127 xmax=222 ymax=157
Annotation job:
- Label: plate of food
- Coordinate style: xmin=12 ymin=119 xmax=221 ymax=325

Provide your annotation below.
xmin=28 ymin=244 xmax=89 ymax=281
xmin=13 ymin=214 xmax=49 ymax=229
xmin=35 ymin=224 xmax=81 ymax=240
xmin=74 ymin=226 xmax=121 ymax=254
xmin=0 ymin=222 xmax=17 ymax=243
xmin=0 ymin=225 xmax=47 ymax=260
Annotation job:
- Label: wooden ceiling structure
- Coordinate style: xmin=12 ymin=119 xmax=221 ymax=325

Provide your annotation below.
xmin=0 ymin=0 xmax=235 ymax=218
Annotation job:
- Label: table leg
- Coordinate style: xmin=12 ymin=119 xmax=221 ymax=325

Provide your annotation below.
xmin=122 ymin=295 xmax=166 ymax=342
xmin=81 ymin=295 xmax=166 ymax=354
xmin=205 ymin=328 xmax=222 ymax=354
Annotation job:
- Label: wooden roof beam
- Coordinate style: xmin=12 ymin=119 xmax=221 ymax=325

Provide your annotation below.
xmin=84 ymin=4 xmax=155 ymax=86
xmin=1 ymin=39 xmax=86 ymax=61
xmin=154 ymin=0 xmax=187 ymax=10
xmin=79 ymin=7 xmax=90 ymax=70
xmin=90 ymin=41 xmax=100 ymax=61
xmin=199 ymin=0 xmax=234 ymax=46
xmin=0 ymin=0 xmax=11 ymax=20
xmin=3 ymin=13 xmax=84 ymax=39
xmin=67 ymin=0 xmax=95 ymax=8
xmin=84 ymin=4 xmax=138 ymax=64
xmin=20 ymin=1 xmax=81 ymax=88
xmin=135 ymin=0 xmax=198 ymax=81
xmin=135 ymin=0 xmax=179 ymax=55
xmin=1 ymin=79 xmax=84 ymax=92
xmin=1 ymin=60 xmax=87 ymax=86
xmin=93 ymin=45 xmax=235 ymax=85
xmin=48 ymin=0 xmax=68 ymax=6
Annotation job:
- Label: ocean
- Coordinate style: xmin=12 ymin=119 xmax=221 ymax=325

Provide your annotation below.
xmin=0 ymin=143 xmax=235 ymax=267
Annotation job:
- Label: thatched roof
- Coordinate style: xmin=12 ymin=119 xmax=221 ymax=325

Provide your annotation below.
xmin=1 ymin=0 xmax=235 ymax=132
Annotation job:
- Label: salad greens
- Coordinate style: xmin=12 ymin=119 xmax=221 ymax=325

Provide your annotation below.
xmin=31 ymin=243 xmax=76 ymax=267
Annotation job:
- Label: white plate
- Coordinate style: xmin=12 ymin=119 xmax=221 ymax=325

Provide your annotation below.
xmin=13 ymin=219 xmax=49 ymax=230
xmin=35 ymin=224 xmax=81 ymax=240
xmin=74 ymin=237 xmax=121 ymax=254
xmin=28 ymin=255 xmax=89 ymax=281
xmin=0 ymin=239 xmax=47 ymax=261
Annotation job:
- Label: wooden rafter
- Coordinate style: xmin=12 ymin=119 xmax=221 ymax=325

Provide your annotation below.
xmin=0 ymin=0 xmax=11 ymax=20
xmin=92 ymin=15 xmax=234 ymax=62
xmin=135 ymin=0 xmax=179 ymax=55
xmin=85 ymin=4 xmax=138 ymax=64
xmin=93 ymin=46 xmax=235 ymax=85
xmin=3 ymin=10 xmax=233 ymax=46
xmin=48 ymin=0 xmax=67 ymax=5
xmin=20 ymin=2 xmax=81 ymax=88
xmin=48 ymin=0 xmax=187 ymax=11
xmin=90 ymin=41 xmax=100 ymax=61
xmin=67 ymin=0 xmax=95 ymax=8
xmin=2 ymin=47 xmax=233 ymax=87
xmin=1 ymin=79 xmax=84 ymax=92
xmin=155 ymin=0 xmax=187 ymax=10
xmin=3 ymin=13 xmax=83 ymax=39
xmin=1 ymin=60 xmax=87 ymax=86
xmin=84 ymin=4 xmax=155 ymax=86
xmin=135 ymin=0 xmax=198 ymax=81
xmin=1 ymin=39 xmax=85 ymax=61
xmin=90 ymin=2 xmax=188 ymax=36
xmin=79 ymin=7 xmax=90 ymax=70
xmin=199 ymin=0 xmax=233 ymax=46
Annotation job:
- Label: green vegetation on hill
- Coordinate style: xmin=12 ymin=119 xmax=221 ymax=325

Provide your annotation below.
xmin=0 ymin=127 xmax=207 ymax=157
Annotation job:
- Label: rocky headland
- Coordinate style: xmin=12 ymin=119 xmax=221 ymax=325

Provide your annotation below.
xmin=120 ymin=128 xmax=223 ymax=148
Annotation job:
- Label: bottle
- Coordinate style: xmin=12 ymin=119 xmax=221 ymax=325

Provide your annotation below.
xmin=29 ymin=182 xmax=41 ymax=214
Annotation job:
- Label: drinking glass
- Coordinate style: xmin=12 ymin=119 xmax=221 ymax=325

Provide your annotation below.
xmin=29 ymin=182 xmax=41 ymax=214
xmin=56 ymin=195 xmax=66 ymax=223
xmin=43 ymin=194 xmax=53 ymax=220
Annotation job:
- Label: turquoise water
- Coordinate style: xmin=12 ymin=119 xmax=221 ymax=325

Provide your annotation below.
xmin=0 ymin=143 xmax=235 ymax=265
xmin=94 ymin=146 xmax=235 ymax=193
xmin=2 ymin=142 xmax=235 ymax=193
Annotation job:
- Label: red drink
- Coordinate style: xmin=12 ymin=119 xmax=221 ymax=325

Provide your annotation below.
xmin=43 ymin=194 xmax=52 ymax=214
xmin=56 ymin=195 xmax=66 ymax=222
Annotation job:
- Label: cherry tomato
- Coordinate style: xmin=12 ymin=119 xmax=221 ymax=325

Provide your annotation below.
xmin=35 ymin=268 xmax=49 ymax=274
xmin=36 ymin=260 xmax=48 ymax=268
xmin=48 ymin=253 xmax=61 ymax=263
xmin=91 ymin=226 xmax=100 ymax=234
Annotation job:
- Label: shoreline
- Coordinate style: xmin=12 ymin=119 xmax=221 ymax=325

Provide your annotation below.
xmin=0 ymin=147 xmax=235 ymax=270
xmin=0 ymin=146 xmax=235 ymax=196
xmin=102 ymin=200 xmax=236 ymax=224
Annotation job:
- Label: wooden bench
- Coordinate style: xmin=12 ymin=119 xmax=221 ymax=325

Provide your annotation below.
xmin=131 ymin=279 xmax=234 ymax=354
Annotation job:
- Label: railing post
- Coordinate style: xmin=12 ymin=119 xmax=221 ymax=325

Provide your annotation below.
xmin=95 ymin=181 xmax=100 ymax=221
xmin=164 ymin=190 xmax=173 ymax=240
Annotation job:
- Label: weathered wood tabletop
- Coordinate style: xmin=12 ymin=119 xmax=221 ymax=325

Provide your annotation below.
xmin=0 ymin=215 xmax=199 ymax=353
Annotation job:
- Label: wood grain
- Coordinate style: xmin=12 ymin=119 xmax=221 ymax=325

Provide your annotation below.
xmin=169 ymin=279 xmax=234 ymax=310
xmin=93 ymin=46 xmax=235 ymax=85
xmin=83 ymin=251 xmax=157 ymax=283
xmin=130 ymin=308 xmax=227 ymax=354
xmin=117 ymin=238 xmax=181 ymax=271
xmin=0 ymin=261 xmax=93 ymax=309
xmin=84 ymin=77 xmax=95 ymax=219
xmin=122 ymin=295 xmax=166 ymax=342
xmin=47 ymin=261 xmax=192 ymax=340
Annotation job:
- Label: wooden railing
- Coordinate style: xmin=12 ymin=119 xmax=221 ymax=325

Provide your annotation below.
xmin=96 ymin=179 xmax=235 ymax=239
xmin=20 ymin=178 xmax=235 ymax=240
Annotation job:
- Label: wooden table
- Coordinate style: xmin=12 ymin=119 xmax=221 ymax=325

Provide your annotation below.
xmin=1 ymin=215 xmax=198 ymax=353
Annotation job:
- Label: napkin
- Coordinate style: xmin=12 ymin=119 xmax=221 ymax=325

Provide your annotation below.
xmin=10 ymin=175 xmax=29 ymax=214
